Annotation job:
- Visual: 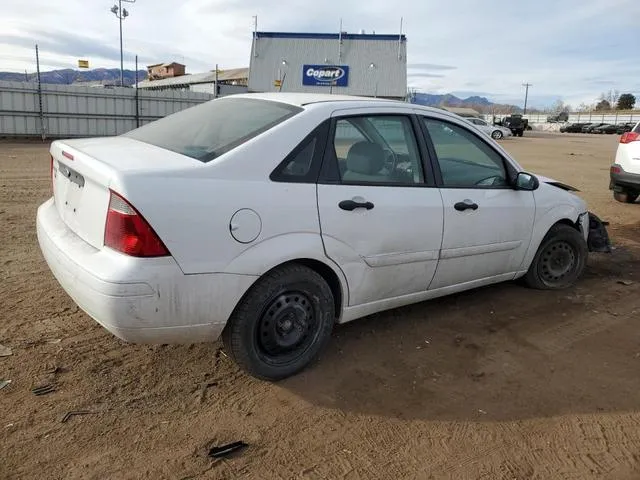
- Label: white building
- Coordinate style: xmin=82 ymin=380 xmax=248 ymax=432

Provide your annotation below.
xmin=248 ymin=31 xmax=407 ymax=100
xmin=136 ymin=68 xmax=249 ymax=96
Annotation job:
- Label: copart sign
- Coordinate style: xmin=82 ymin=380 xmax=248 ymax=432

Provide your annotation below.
xmin=302 ymin=65 xmax=349 ymax=87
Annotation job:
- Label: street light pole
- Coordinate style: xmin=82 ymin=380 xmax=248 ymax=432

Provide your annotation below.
xmin=111 ymin=0 xmax=136 ymax=87
xmin=522 ymin=82 xmax=533 ymax=115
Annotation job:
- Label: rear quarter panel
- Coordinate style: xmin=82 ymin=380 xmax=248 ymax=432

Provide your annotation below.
xmin=109 ymin=106 xmax=333 ymax=276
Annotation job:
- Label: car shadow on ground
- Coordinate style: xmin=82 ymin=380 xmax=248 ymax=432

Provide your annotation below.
xmin=280 ymin=241 xmax=640 ymax=423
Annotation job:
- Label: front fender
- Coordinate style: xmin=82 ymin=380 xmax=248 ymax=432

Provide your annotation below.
xmin=518 ymin=203 xmax=583 ymax=272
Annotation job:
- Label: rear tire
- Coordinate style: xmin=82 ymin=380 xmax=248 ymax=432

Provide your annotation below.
xmin=524 ymin=224 xmax=587 ymax=290
xmin=613 ymin=191 xmax=639 ymax=203
xmin=222 ymin=264 xmax=335 ymax=381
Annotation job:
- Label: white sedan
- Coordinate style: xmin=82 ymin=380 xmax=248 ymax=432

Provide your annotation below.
xmin=37 ymin=93 xmax=611 ymax=381
xmin=466 ymin=117 xmax=513 ymax=140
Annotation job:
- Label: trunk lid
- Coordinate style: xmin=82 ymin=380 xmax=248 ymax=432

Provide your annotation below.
xmin=51 ymin=137 xmax=199 ymax=250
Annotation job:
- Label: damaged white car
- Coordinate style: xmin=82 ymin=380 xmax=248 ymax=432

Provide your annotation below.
xmin=37 ymin=93 xmax=611 ymax=381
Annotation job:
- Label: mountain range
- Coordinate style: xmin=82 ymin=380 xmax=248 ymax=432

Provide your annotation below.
xmin=411 ymin=92 xmax=523 ymax=113
xmin=0 ymin=68 xmax=147 ymax=86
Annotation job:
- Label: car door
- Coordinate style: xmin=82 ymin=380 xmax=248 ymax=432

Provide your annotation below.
xmin=419 ymin=115 xmax=535 ymax=290
xmin=316 ymin=110 xmax=444 ymax=307
xmin=469 ymin=118 xmax=491 ymax=136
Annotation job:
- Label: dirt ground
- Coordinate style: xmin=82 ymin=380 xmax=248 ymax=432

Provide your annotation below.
xmin=1 ymin=132 xmax=640 ymax=480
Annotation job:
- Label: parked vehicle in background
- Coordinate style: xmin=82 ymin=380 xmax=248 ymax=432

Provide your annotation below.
xmin=547 ymin=112 xmax=569 ymax=123
xmin=503 ymin=114 xmax=526 ymax=137
xmin=617 ymin=123 xmax=636 ymax=135
xmin=466 ymin=117 xmax=513 ymax=140
xmin=36 ymin=93 xmax=611 ymax=380
xmin=583 ymin=123 xmax=606 ymax=133
xmin=560 ymin=123 xmax=587 ymax=133
xmin=610 ymin=121 xmax=640 ymax=203
xmin=592 ymin=124 xmax=618 ymax=135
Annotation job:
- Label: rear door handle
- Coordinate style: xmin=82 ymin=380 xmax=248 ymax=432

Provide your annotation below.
xmin=454 ymin=200 xmax=479 ymax=211
xmin=339 ymin=200 xmax=375 ymax=211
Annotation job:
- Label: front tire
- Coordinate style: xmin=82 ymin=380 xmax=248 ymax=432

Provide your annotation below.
xmin=491 ymin=130 xmax=503 ymax=140
xmin=524 ymin=224 xmax=587 ymax=290
xmin=222 ymin=264 xmax=335 ymax=381
xmin=613 ymin=191 xmax=639 ymax=203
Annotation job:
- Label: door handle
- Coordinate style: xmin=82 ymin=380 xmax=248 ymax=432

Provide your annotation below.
xmin=454 ymin=200 xmax=479 ymax=212
xmin=339 ymin=199 xmax=375 ymax=211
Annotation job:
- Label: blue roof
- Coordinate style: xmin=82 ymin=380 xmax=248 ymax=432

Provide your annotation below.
xmin=254 ymin=31 xmax=407 ymax=41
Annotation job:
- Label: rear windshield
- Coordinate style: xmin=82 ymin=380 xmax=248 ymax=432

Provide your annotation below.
xmin=124 ymin=97 xmax=302 ymax=162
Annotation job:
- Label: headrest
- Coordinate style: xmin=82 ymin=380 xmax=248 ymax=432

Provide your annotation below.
xmin=346 ymin=141 xmax=385 ymax=175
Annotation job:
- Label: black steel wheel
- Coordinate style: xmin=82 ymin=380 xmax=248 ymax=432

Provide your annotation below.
xmin=524 ymin=224 xmax=587 ymax=290
xmin=222 ymin=264 xmax=335 ymax=381
xmin=257 ymin=291 xmax=319 ymax=365
xmin=539 ymin=241 xmax=576 ymax=286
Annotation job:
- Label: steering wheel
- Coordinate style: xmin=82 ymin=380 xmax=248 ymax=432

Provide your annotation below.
xmin=382 ymin=148 xmax=398 ymax=173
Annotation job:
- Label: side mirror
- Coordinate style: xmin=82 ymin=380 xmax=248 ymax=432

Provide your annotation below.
xmin=515 ymin=172 xmax=539 ymax=191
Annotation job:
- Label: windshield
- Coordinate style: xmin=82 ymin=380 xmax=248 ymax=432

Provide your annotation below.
xmin=124 ymin=97 xmax=302 ymax=163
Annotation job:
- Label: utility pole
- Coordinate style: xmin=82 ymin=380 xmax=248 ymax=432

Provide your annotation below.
xmin=111 ymin=0 xmax=136 ymax=87
xmin=522 ymin=82 xmax=533 ymax=115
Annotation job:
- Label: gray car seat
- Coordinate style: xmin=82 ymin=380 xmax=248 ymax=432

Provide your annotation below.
xmin=342 ymin=141 xmax=386 ymax=183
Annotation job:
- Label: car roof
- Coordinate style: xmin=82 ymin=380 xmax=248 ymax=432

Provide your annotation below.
xmin=226 ymin=92 xmax=461 ymax=119
xmin=230 ymin=92 xmax=398 ymax=107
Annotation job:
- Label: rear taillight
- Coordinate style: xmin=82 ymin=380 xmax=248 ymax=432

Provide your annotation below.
xmin=104 ymin=190 xmax=169 ymax=257
xmin=620 ymin=132 xmax=640 ymax=144
xmin=611 ymin=165 xmax=621 ymax=174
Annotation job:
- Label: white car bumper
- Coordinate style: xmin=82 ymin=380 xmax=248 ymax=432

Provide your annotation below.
xmin=36 ymin=198 xmax=258 ymax=344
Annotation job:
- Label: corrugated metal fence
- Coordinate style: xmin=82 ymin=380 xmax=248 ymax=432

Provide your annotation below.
xmin=0 ymin=80 xmax=214 ymax=138
xmin=482 ymin=112 xmax=639 ymax=125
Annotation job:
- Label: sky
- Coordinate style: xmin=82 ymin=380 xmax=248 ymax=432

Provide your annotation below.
xmin=1 ymin=0 xmax=639 ymax=108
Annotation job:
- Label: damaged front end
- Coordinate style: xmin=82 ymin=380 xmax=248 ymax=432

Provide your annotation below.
xmin=585 ymin=212 xmax=612 ymax=253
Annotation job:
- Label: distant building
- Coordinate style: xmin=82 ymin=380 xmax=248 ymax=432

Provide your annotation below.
xmin=440 ymin=106 xmax=481 ymax=118
xmin=147 ymin=62 xmax=186 ymax=80
xmin=136 ymin=67 xmax=249 ymax=96
xmin=248 ymin=31 xmax=407 ymax=100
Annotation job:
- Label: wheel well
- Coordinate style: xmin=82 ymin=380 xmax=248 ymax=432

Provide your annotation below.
xmin=554 ymin=218 xmax=580 ymax=232
xmin=272 ymin=259 xmax=343 ymax=319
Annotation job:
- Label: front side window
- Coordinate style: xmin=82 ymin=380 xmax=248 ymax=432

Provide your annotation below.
xmin=333 ymin=115 xmax=424 ymax=185
xmin=125 ymin=98 xmax=301 ymax=163
xmin=422 ymin=117 xmax=509 ymax=188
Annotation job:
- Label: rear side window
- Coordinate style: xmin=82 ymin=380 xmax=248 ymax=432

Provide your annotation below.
xmin=634 ymin=122 xmax=640 ymax=133
xmin=125 ymin=98 xmax=301 ymax=163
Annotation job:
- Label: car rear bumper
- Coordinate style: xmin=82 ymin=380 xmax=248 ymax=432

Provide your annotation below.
xmin=610 ymin=164 xmax=640 ymax=190
xmin=36 ymin=198 xmax=258 ymax=344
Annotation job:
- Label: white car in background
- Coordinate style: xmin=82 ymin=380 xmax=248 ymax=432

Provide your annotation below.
xmin=610 ymin=121 xmax=640 ymax=203
xmin=466 ymin=117 xmax=513 ymax=140
xmin=37 ymin=93 xmax=610 ymax=381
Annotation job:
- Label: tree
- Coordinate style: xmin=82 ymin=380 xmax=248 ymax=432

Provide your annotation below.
xmin=577 ymin=102 xmax=593 ymax=112
xmin=612 ymin=89 xmax=620 ymax=105
xmin=552 ymin=99 xmax=565 ymax=112
xmin=595 ymin=99 xmax=611 ymax=111
xmin=600 ymin=89 xmax=620 ymax=106
xmin=617 ymin=93 xmax=636 ymax=110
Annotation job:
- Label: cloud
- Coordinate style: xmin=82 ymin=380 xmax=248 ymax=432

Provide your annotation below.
xmin=407 ymin=63 xmax=457 ymax=71
xmin=407 ymin=72 xmax=446 ymax=78
xmin=1 ymin=0 xmax=639 ymax=106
